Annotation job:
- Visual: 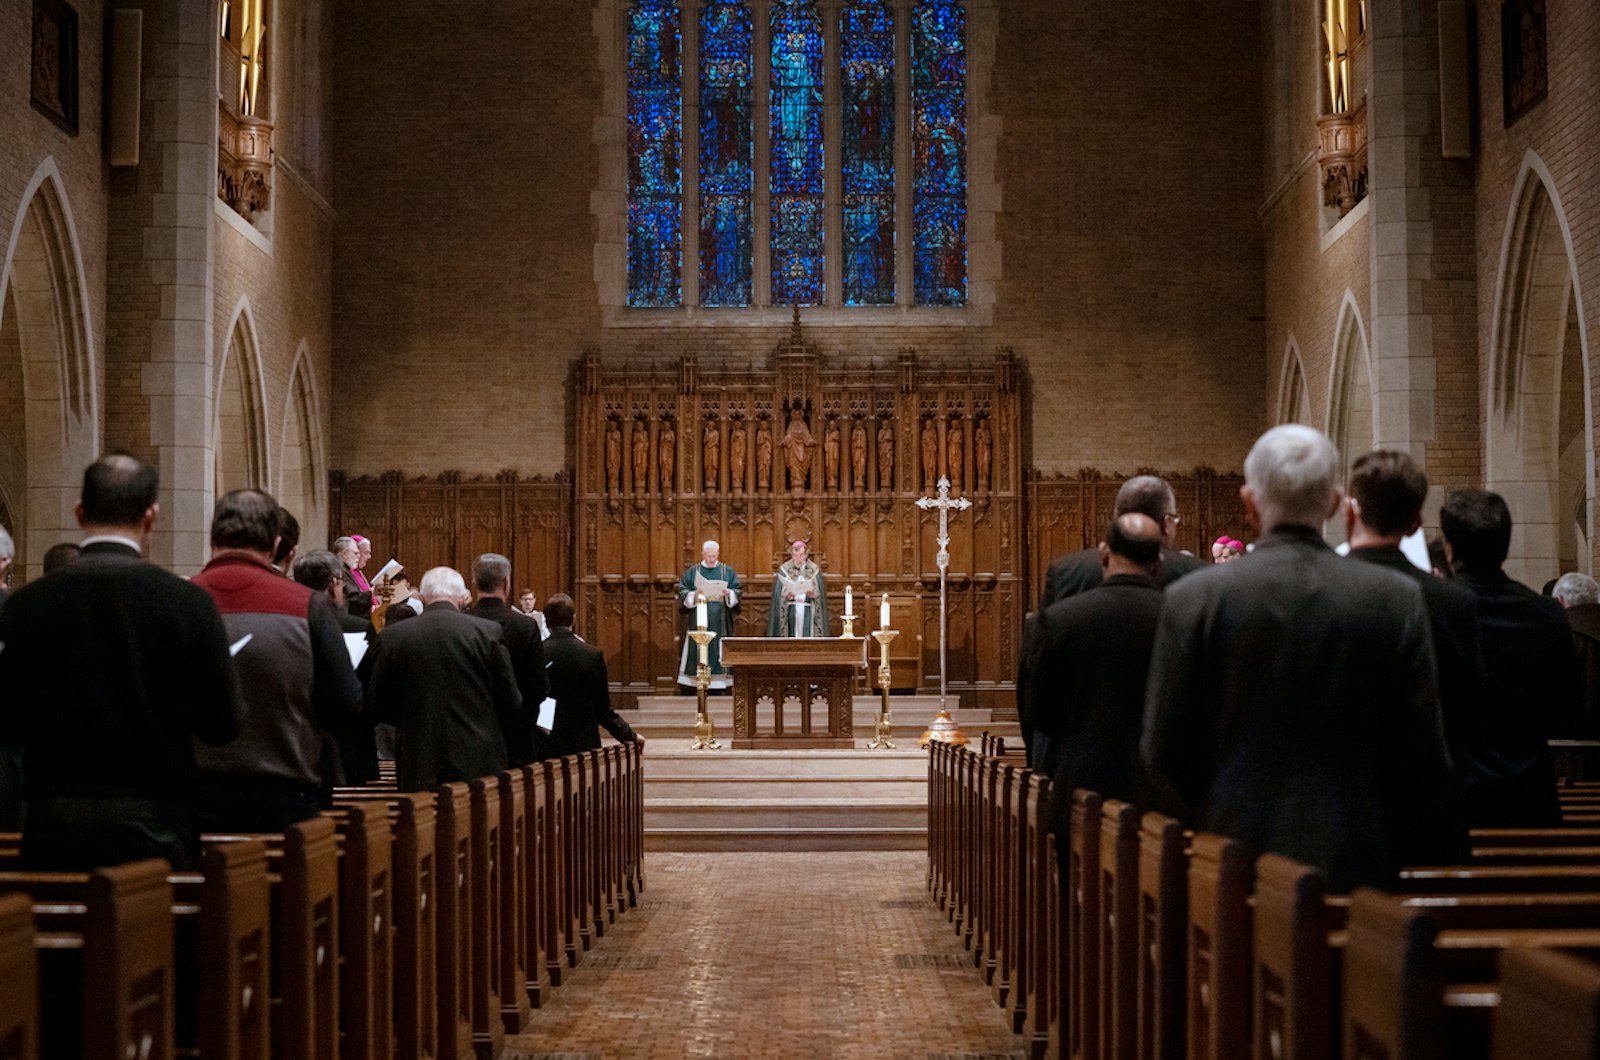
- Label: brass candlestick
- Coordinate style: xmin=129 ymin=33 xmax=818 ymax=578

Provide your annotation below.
xmin=869 ymin=628 xmax=897 ymax=749
xmin=688 ymin=627 xmax=722 ymax=750
xmin=839 ymin=611 xmax=857 ymax=638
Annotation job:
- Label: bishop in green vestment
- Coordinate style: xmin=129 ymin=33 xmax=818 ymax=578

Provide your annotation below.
xmin=678 ymin=540 xmax=742 ymax=690
xmin=767 ymin=539 xmax=831 ymax=638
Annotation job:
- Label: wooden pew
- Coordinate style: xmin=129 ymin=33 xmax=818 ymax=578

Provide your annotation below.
xmin=332 ymin=792 xmax=438 ymax=1060
xmin=518 ymin=765 xmax=552 ymax=1007
xmin=0 ymin=893 xmax=36 ymax=1060
xmin=2 ymin=859 xmax=174 ymax=1060
xmin=433 ymin=783 xmax=476 ymax=1060
xmin=1067 ymin=789 xmax=1103 ymax=1060
xmin=1491 ymin=947 xmax=1600 ymax=1060
xmin=1020 ymin=771 xmax=1053 ymax=1060
xmin=467 ymin=778 xmax=505 ymax=1060
xmin=539 ymin=758 xmax=576 ymax=980
xmin=1185 ymin=833 xmax=1250 ymax=1060
xmin=324 ymin=803 xmax=394 ymax=1060
xmin=1136 ymin=812 xmax=1186 ymax=1060
xmin=202 ymin=818 xmax=341 ymax=1060
xmin=1097 ymin=800 xmax=1140 ymax=1060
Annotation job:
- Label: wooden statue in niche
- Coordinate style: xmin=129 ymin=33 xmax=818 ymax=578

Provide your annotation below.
xmin=975 ymin=417 xmax=992 ymax=494
xmin=851 ymin=420 xmax=868 ymax=492
xmin=947 ymin=417 xmax=964 ymax=494
xmin=605 ymin=418 xmax=623 ymax=495
xmin=658 ymin=418 xmax=676 ymax=494
xmin=703 ymin=420 xmax=720 ymax=492
xmin=729 ymin=419 xmax=747 ymax=495
xmin=781 ymin=405 xmax=818 ymax=496
xmin=877 ymin=420 xmax=894 ymax=491
xmin=920 ymin=418 xmax=939 ymax=490
xmin=631 ymin=418 xmax=649 ymax=492
xmin=824 ymin=419 xmax=841 ymax=491
xmin=756 ymin=418 xmax=774 ymax=491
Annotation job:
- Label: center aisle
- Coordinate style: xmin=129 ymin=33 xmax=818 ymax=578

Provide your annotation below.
xmin=507 ymin=851 xmax=1027 ymax=1060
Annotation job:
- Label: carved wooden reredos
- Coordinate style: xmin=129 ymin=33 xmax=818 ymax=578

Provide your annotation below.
xmin=574 ymin=318 xmax=1025 ymax=709
xmin=330 ymin=320 xmax=1249 ymax=712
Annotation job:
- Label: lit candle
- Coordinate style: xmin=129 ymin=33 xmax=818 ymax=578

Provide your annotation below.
xmin=845 ymin=585 xmax=853 ymax=616
xmin=696 ymin=593 xmax=708 ymax=631
xmin=880 ymin=592 xmax=890 ymax=629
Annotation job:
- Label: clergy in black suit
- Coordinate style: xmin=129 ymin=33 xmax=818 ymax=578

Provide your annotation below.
xmin=335 ymin=536 xmax=373 ymax=618
xmin=369 ymin=566 xmax=520 ymax=792
xmin=1554 ymin=573 xmax=1600 ymax=738
xmin=1039 ymin=474 xmax=1203 ymax=609
xmin=468 ymin=553 xmax=550 ymax=766
xmin=1442 ymin=489 xmax=1580 ymax=827
xmin=1143 ymin=426 xmax=1452 ymax=893
xmin=1344 ymin=450 xmax=1481 ymax=863
xmin=0 ymin=454 xmax=241 ymax=870
xmin=540 ymin=594 xmax=642 ymax=759
xmin=1024 ymin=513 xmax=1167 ymax=839
xmin=292 ymin=549 xmax=381 ymax=786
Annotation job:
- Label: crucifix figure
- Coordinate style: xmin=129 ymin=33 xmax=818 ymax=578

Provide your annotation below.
xmin=916 ymin=475 xmax=972 ymax=711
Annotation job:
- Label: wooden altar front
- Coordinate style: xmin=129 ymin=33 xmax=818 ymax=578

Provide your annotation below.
xmin=719 ymin=637 xmax=867 ymax=749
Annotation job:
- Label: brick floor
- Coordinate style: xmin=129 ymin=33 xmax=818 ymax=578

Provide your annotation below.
xmin=508 ymin=851 xmax=1027 ymax=1060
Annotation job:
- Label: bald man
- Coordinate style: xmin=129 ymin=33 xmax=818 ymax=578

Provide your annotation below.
xmin=1022 ymin=512 xmax=1168 ymax=830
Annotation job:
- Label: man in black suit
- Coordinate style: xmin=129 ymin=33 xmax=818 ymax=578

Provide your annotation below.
xmin=1142 ymin=425 xmax=1451 ymax=893
xmin=1442 ymin=489 xmax=1580 ymax=827
xmin=1024 ymin=512 xmax=1167 ymax=837
xmin=293 ymin=549 xmax=381 ymax=785
xmin=0 ymin=453 xmax=240 ymax=870
xmin=1554 ymin=572 xmax=1600 ymax=738
xmin=1039 ymin=474 xmax=1202 ymax=609
xmin=369 ymin=566 xmax=520 ymax=792
xmin=467 ymin=553 xmax=549 ymax=766
xmin=1344 ymin=449 xmax=1481 ymax=862
xmin=541 ymin=594 xmax=643 ymax=759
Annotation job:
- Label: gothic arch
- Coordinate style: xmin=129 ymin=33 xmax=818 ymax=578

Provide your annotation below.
xmin=1486 ymin=151 xmax=1594 ymax=584
xmin=215 ymin=299 xmax=271 ymax=498
xmin=1275 ymin=336 xmax=1312 ymax=425
xmin=1326 ymin=292 xmax=1374 ymax=461
xmin=0 ymin=159 xmax=100 ymax=579
xmin=277 ymin=342 xmax=326 ymax=546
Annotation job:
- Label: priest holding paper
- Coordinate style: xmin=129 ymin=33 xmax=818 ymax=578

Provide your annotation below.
xmin=767 ymin=539 xmax=831 ymax=638
xmin=677 ymin=540 xmax=742 ymax=690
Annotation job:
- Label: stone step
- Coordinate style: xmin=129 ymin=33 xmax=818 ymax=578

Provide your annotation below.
xmin=644 ymin=774 xmax=928 ymax=799
xmin=644 ymin=827 xmax=926 ymax=852
xmin=645 ymin=796 xmax=926 ymax=831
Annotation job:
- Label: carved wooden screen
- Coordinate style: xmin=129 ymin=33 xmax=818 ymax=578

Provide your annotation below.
xmin=574 ymin=324 xmax=1025 ymax=710
xmin=1024 ymin=468 xmax=1249 ymax=610
xmin=328 ymin=471 xmax=572 ymax=610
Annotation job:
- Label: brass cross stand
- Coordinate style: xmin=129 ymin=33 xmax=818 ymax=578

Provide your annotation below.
xmin=916 ymin=475 xmax=971 ymax=748
xmin=688 ymin=624 xmax=722 ymax=750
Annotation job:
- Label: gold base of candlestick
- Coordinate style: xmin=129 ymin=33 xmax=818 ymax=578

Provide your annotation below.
xmin=840 ymin=612 xmax=856 ymax=639
xmin=688 ymin=629 xmax=722 ymax=751
xmin=868 ymin=629 xmax=897 ymax=749
xmin=919 ymin=708 xmax=969 ymax=749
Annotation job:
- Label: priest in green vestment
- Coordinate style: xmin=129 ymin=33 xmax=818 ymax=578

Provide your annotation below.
xmin=767 ymin=539 xmax=832 ymax=638
xmin=677 ymin=539 xmax=743 ymax=690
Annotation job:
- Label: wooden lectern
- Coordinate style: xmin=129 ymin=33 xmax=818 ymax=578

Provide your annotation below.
xmin=720 ymin=637 xmax=868 ymax=748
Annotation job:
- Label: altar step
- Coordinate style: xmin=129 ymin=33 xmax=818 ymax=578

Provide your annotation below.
xmin=641 ymin=747 xmax=932 ymax=852
xmin=627 ymin=694 xmax=1020 ymax=744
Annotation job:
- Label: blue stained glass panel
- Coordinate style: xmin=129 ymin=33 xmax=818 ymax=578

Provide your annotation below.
xmin=912 ymin=0 xmax=967 ymax=306
xmin=700 ymin=0 xmax=754 ymax=306
xmin=626 ymin=0 xmax=683 ymax=307
xmin=842 ymin=0 xmax=896 ymax=305
xmin=769 ymin=0 xmax=824 ymax=305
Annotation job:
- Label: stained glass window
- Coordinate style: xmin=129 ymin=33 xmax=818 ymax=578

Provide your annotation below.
xmin=699 ymin=0 xmax=755 ymax=307
xmin=842 ymin=0 xmax=896 ymax=306
xmin=626 ymin=0 xmax=683 ymax=307
xmin=769 ymin=0 xmax=825 ymax=306
xmin=912 ymin=0 xmax=967 ymax=306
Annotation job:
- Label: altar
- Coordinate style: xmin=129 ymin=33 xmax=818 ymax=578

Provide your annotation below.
xmin=719 ymin=637 xmax=867 ymax=749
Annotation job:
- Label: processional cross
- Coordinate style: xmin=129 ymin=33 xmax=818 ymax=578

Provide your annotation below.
xmin=916 ymin=476 xmax=971 ymax=711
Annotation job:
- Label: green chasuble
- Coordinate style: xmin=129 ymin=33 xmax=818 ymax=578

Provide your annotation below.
xmin=766 ymin=560 xmax=831 ymax=638
xmin=677 ymin=561 xmax=742 ymax=689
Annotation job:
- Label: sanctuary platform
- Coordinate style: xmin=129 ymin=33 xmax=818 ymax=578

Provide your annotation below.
xmin=626 ymin=695 xmax=1023 ymax=851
